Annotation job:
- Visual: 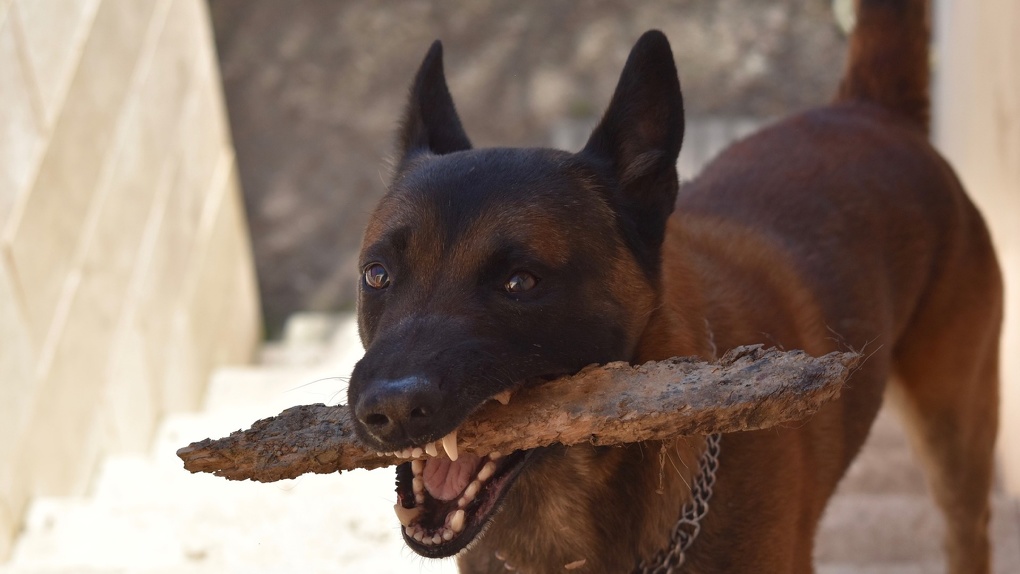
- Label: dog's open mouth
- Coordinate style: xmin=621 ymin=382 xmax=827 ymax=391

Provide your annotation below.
xmin=389 ymin=432 xmax=533 ymax=558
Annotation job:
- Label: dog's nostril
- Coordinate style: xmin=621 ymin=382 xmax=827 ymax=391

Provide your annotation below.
xmin=365 ymin=413 xmax=391 ymax=427
xmin=410 ymin=406 xmax=429 ymax=418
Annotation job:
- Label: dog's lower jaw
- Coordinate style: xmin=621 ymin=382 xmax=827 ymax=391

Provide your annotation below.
xmin=456 ymin=438 xmax=705 ymax=574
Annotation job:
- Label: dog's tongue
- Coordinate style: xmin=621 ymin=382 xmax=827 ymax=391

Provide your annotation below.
xmin=423 ymin=453 xmax=481 ymax=501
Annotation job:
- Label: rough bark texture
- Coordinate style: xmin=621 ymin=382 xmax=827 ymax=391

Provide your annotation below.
xmin=177 ymin=345 xmax=860 ymax=482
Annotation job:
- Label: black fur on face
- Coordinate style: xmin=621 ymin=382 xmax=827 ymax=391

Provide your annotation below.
xmin=345 ymin=31 xmax=685 ymax=562
xmin=350 ymin=146 xmax=649 ymax=449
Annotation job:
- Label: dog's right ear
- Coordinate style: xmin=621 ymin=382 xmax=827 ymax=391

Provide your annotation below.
xmin=581 ymin=30 xmax=684 ymax=276
xmin=395 ymin=41 xmax=472 ymax=172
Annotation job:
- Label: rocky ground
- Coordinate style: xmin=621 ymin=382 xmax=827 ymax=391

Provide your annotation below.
xmin=208 ymin=0 xmax=848 ymax=335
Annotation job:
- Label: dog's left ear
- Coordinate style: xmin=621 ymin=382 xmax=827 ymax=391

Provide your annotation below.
xmin=581 ymin=30 xmax=684 ymax=273
xmin=395 ymin=41 xmax=472 ymax=172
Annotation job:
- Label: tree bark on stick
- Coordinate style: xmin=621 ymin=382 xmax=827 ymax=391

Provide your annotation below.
xmin=177 ymin=345 xmax=859 ymax=483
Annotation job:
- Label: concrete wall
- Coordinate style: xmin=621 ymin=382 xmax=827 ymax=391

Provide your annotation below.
xmin=933 ymin=0 xmax=1020 ymax=493
xmin=0 ymin=0 xmax=260 ymax=558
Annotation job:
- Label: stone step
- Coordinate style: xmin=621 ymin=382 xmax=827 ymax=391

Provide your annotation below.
xmin=815 ymin=493 xmax=1020 ymax=571
xmin=2 ymin=457 xmax=458 ymax=574
xmin=834 ymin=406 xmax=929 ymax=495
xmin=259 ymin=313 xmax=362 ymax=369
xmin=3 ymin=310 xmax=1017 ymax=572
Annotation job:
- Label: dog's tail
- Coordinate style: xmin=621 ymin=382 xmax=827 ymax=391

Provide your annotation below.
xmin=834 ymin=0 xmax=930 ymax=133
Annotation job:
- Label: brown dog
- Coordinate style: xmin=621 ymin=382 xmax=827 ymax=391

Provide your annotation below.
xmin=346 ymin=0 xmax=1002 ymax=571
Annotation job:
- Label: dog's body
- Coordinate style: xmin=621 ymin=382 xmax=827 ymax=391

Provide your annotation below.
xmin=347 ymin=1 xmax=1002 ymax=572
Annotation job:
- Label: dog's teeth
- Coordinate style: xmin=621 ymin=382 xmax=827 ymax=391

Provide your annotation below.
xmin=493 ymin=390 xmax=512 ymax=405
xmin=442 ymin=529 xmax=454 ymax=541
xmin=425 ymin=442 xmax=438 ymax=457
xmin=415 ymin=493 xmax=425 ymax=504
xmin=495 ymin=550 xmax=507 ymax=561
xmin=488 ymin=451 xmax=502 ymax=460
xmin=442 ymin=430 xmax=459 ymax=461
xmin=412 ymin=447 xmax=423 ymax=459
xmin=564 ymin=559 xmax=587 ymax=570
xmin=393 ymin=503 xmax=421 ymax=527
xmin=464 ymin=480 xmax=481 ymax=501
xmin=432 ymin=533 xmax=442 ymax=545
xmin=404 ymin=525 xmax=414 ymax=537
xmin=413 ymin=529 xmax=425 ymax=542
xmin=411 ymin=459 xmax=424 ymax=475
xmin=478 ymin=461 xmax=497 ymax=482
xmin=412 ymin=476 xmax=424 ymax=494
xmin=450 ymin=509 xmax=465 ymax=533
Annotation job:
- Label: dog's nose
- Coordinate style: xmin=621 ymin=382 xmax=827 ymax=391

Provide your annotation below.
xmin=353 ymin=376 xmax=441 ymax=444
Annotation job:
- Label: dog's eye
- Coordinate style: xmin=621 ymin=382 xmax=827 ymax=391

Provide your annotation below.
xmin=363 ymin=263 xmax=390 ymax=289
xmin=504 ymin=271 xmax=538 ymax=294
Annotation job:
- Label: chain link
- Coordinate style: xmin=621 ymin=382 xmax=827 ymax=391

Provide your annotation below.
xmin=633 ymin=433 xmax=722 ymax=574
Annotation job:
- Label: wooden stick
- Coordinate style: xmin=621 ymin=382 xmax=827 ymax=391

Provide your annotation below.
xmin=177 ymin=345 xmax=859 ymax=483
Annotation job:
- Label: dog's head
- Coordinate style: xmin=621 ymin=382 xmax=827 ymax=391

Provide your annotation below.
xmin=347 ymin=31 xmax=684 ymax=559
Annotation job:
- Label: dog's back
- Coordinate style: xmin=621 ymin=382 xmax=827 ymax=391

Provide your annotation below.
xmin=667 ymin=1 xmax=1002 ymax=571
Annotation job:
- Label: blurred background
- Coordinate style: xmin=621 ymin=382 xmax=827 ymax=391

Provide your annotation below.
xmin=0 ymin=0 xmax=1016 ymax=572
xmin=208 ymin=0 xmax=848 ymax=336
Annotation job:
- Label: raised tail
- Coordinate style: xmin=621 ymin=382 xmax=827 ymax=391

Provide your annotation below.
xmin=835 ymin=0 xmax=930 ymax=133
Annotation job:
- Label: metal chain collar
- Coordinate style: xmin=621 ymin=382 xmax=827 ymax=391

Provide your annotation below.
xmin=633 ymin=433 xmax=722 ymax=574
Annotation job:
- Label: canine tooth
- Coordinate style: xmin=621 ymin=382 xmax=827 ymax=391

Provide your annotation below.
xmin=411 ymin=459 xmax=424 ymax=475
xmin=412 ymin=477 xmax=424 ymax=494
xmin=442 ymin=430 xmax=459 ymax=461
xmin=432 ymin=533 xmax=443 ymax=545
xmin=464 ymin=480 xmax=481 ymax=500
xmin=412 ymin=447 xmax=423 ymax=458
xmin=493 ymin=390 xmax=512 ymax=405
xmin=425 ymin=442 xmax=438 ymax=457
xmin=393 ymin=503 xmax=421 ymax=527
xmin=450 ymin=509 xmax=466 ymax=533
xmin=478 ymin=461 xmax=497 ymax=482
xmin=442 ymin=529 xmax=454 ymax=541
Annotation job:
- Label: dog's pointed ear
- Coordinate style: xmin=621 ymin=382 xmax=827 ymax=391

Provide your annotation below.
xmin=581 ymin=31 xmax=684 ymax=273
xmin=396 ymin=41 xmax=472 ymax=170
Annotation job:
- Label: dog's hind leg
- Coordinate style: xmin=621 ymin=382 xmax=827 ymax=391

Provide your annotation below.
xmin=888 ymin=250 xmax=1002 ymax=574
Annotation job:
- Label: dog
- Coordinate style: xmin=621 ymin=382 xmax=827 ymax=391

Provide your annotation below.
xmin=346 ymin=0 xmax=1002 ymax=571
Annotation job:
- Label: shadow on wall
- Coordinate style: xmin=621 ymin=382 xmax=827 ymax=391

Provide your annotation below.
xmin=208 ymin=0 xmax=847 ymax=337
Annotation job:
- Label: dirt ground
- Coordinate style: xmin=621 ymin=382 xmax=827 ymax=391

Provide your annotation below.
xmin=208 ymin=0 xmax=847 ymax=336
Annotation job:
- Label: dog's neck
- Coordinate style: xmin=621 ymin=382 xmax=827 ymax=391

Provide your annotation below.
xmin=634 ymin=433 xmax=721 ymax=573
xmin=457 ymin=437 xmax=707 ymax=573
